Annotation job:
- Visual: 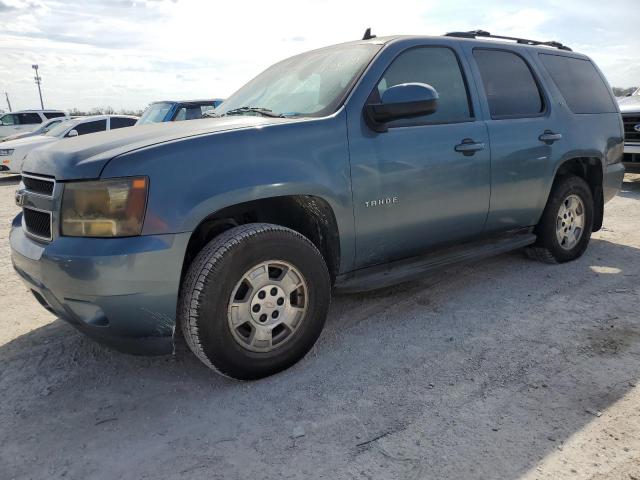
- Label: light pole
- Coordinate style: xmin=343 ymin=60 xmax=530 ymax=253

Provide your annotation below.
xmin=4 ymin=92 xmax=11 ymax=112
xmin=32 ymin=64 xmax=44 ymax=109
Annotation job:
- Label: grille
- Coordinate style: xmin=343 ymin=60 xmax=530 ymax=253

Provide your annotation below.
xmin=22 ymin=174 xmax=55 ymax=196
xmin=624 ymin=153 xmax=640 ymax=164
xmin=622 ymin=114 xmax=640 ymax=143
xmin=23 ymin=208 xmax=52 ymax=240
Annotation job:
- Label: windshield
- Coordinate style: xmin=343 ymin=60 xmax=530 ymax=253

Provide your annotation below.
xmin=215 ymin=43 xmax=380 ymax=118
xmin=137 ymin=102 xmax=173 ymax=125
xmin=46 ymin=120 xmax=74 ymax=137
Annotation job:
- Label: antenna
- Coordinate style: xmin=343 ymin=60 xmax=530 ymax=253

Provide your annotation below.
xmin=362 ymin=28 xmax=376 ymax=40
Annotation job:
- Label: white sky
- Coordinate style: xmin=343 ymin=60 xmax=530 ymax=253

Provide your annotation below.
xmin=0 ymin=0 xmax=638 ymax=111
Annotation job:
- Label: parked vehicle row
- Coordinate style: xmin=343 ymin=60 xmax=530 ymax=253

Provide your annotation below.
xmin=9 ymin=30 xmax=625 ymax=380
xmin=0 ymin=115 xmax=138 ymax=174
xmin=0 ymin=110 xmax=67 ymax=140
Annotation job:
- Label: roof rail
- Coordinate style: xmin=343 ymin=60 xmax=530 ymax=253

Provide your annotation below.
xmin=445 ymin=30 xmax=572 ymax=51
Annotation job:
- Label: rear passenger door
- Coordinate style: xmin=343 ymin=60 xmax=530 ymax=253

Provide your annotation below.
xmin=466 ymin=47 xmax=564 ymax=232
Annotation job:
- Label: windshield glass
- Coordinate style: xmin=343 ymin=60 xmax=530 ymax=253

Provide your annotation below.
xmin=215 ymin=44 xmax=380 ymax=118
xmin=46 ymin=120 xmax=74 ymax=137
xmin=137 ymin=102 xmax=173 ymax=125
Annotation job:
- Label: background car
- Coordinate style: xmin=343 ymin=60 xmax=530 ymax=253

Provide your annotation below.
xmin=0 ymin=117 xmax=70 ymax=143
xmin=617 ymin=87 xmax=640 ymax=171
xmin=0 ymin=114 xmax=138 ymax=174
xmin=0 ymin=110 xmax=68 ymax=139
xmin=135 ymin=99 xmax=224 ymax=125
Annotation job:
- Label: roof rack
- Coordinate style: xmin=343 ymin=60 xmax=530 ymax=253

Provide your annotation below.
xmin=445 ymin=30 xmax=572 ymax=51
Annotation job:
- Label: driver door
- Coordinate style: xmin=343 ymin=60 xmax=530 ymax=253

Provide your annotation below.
xmin=347 ymin=45 xmax=491 ymax=268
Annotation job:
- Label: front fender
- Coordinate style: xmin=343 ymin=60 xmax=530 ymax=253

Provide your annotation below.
xmin=101 ymin=111 xmax=356 ymax=271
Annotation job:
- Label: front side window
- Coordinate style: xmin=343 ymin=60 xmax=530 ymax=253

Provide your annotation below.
xmin=0 ymin=114 xmax=17 ymax=126
xmin=539 ymin=54 xmax=616 ymax=114
xmin=174 ymin=106 xmax=206 ymax=121
xmin=73 ymin=120 xmax=107 ymax=136
xmin=372 ymin=46 xmax=473 ymax=126
xmin=473 ymin=49 xmax=544 ymax=118
xmin=215 ymin=44 xmax=380 ymax=118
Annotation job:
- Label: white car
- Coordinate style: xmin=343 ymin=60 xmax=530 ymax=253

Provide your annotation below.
xmin=0 ymin=117 xmax=69 ymax=143
xmin=0 ymin=115 xmax=138 ymax=174
xmin=0 ymin=110 xmax=67 ymax=139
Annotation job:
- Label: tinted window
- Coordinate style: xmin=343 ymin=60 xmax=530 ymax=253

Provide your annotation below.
xmin=174 ymin=106 xmax=205 ymax=121
xmin=539 ymin=54 xmax=616 ymax=114
xmin=17 ymin=113 xmax=43 ymax=125
xmin=374 ymin=47 xmax=472 ymax=126
xmin=473 ymin=49 xmax=543 ymax=118
xmin=43 ymin=112 xmax=66 ymax=119
xmin=110 ymin=117 xmax=137 ymax=129
xmin=73 ymin=120 xmax=107 ymax=136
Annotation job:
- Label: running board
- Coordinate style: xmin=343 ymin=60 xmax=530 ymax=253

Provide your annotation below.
xmin=334 ymin=232 xmax=536 ymax=293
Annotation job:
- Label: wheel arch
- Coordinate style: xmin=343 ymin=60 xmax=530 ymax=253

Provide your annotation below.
xmin=551 ymin=156 xmax=604 ymax=232
xmin=181 ymin=195 xmax=342 ymax=284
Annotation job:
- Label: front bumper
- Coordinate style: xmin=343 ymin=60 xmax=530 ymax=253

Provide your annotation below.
xmin=603 ymin=162 xmax=625 ymax=203
xmin=10 ymin=214 xmax=190 ymax=355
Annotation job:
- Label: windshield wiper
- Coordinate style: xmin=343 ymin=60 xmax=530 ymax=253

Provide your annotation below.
xmin=218 ymin=106 xmax=286 ymax=118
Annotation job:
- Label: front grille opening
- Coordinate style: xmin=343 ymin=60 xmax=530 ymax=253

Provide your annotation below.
xmin=623 ymin=115 xmax=640 ymax=143
xmin=624 ymin=153 xmax=640 ymax=164
xmin=22 ymin=175 xmax=54 ymax=196
xmin=23 ymin=208 xmax=52 ymax=240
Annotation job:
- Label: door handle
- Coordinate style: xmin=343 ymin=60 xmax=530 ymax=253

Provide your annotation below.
xmin=454 ymin=139 xmax=485 ymax=156
xmin=538 ymin=130 xmax=562 ymax=144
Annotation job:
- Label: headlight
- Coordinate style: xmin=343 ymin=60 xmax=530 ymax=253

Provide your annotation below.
xmin=61 ymin=177 xmax=148 ymax=237
xmin=0 ymin=149 xmax=14 ymax=156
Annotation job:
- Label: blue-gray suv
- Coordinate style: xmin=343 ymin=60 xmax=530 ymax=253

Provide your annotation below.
xmin=10 ymin=30 xmax=625 ymax=379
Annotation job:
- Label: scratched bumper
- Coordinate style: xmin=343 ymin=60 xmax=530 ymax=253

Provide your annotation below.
xmin=10 ymin=213 xmax=190 ymax=355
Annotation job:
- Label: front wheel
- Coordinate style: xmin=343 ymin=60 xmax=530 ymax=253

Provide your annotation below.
xmin=526 ymin=176 xmax=594 ymax=263
xmin=179 ymin=223 xmax=331 ymax=380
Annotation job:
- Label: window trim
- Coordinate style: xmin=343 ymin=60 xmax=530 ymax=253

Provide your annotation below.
xmin=365 ymin=45 xmax=476 ymax=129
xmin=472 ymin=47 xmax=548 ymax=121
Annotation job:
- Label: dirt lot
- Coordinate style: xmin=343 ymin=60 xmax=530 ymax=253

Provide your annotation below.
xmin=1 ymin=173 xmax=639 ymax=480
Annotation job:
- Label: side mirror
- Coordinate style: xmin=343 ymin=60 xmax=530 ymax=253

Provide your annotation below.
xmin=365 ymin=82 xmax=439 ymax=132
xmin=66 ymin=129 xmax=79 ymax=138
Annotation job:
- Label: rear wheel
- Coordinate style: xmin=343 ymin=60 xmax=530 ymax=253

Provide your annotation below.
xmin=179 ymin=223 xmax=331 ymax=380
xmin=526 ymin=176 xmax=593 ymax=263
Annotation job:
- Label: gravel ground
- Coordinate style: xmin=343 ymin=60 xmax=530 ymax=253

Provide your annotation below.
xmin=1 ymin=173 xmax=639 ymax=480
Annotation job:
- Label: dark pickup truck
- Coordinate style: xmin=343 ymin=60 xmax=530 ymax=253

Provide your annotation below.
xmin=11 ymin=30 xmax=625 ymax=379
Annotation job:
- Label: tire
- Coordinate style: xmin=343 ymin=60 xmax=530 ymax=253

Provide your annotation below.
xmin=526 ymin=175 xmax=594 ymax=263
xmin=179 ymin=223 xmax=331 ymax=380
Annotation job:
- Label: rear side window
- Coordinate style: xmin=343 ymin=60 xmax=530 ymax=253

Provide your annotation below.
xmin=109 ymin=117 xmax=137 ymax=129
xmin=17 ymin=113 xmax=43 ymax=125
xmin=473 ymin=49 xmax=544 ymax=118
xmin=374 ymin=46 xmax=473 ymax=126
xmin=73 ymin=120 xmax=107 ymax=136
xmin=43 ymin=112 xmax=66 ymax=119
xmin=539 ymin=54 xmax=616 ymax=114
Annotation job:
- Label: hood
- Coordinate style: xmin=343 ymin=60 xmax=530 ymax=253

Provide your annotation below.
xmin=2 ymin=134 xmax=56 ymax=149
xmin=22 ymin=115 xmax=303 ymax=180
xmin=23 ymin=115 xmax=301 ymax=180
xmin=617 ymin=95 xmax=640 ymax=114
